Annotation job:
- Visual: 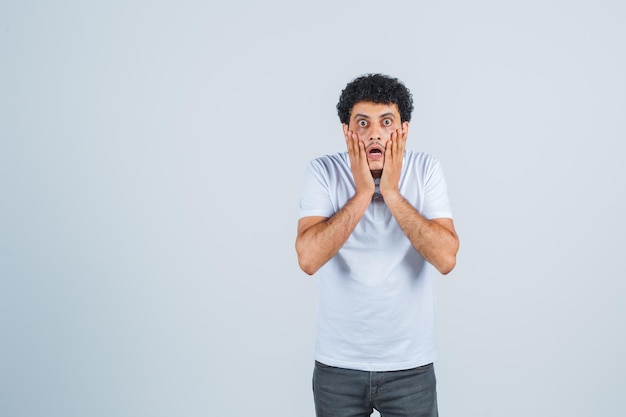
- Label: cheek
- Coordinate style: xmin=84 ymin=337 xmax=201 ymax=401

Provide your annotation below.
xmin=355 ymin=125 xmax=369 ymax=134
xmin=381 ymin=126 xmax=395 ymax=139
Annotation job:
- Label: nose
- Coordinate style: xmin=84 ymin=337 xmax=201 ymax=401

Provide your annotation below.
xmin=368 ymin=126 xmax=382 ymax=141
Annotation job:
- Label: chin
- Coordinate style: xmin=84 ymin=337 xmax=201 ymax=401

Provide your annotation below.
xmin=368 ymin=163 xmax=384 ymax=172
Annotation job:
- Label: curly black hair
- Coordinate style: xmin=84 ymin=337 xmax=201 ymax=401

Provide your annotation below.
xmin=337 ymin=73 xmax=414 ymax=124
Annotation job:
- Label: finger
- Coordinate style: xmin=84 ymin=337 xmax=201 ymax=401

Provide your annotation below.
xmin=398 ymin=128 xmax=407 ymax=145
xmin=347 ymin=131 xmax=358 ymax=152
xmin=346 ymin=132 xmax=359 ymax=164
xmin=390 ymin=131 xmax=398 ymax=155
xmin=386 ymin=131 xmax=396 ymax=153
xmin=351 ymin=132 xmax=365 ymax=158
xmin=394 ymin=128 xmax=404 ymax=149
xmin=397 ymin=128 xmax=406 ymax=152
xmin=350 ymin=132 xmax=360 ymax=150
xmin=349 ymin=133 xmax=364 ymax=167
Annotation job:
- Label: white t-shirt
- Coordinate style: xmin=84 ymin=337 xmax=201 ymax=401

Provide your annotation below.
xmin=299 ymin=150 xmax=453 ymax=372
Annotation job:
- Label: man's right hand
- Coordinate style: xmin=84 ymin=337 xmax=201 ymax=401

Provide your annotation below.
xmin=345 ymin=130 xmax=375 ymax=197
xmin=296 ymin=130 xmax=375 ymax=275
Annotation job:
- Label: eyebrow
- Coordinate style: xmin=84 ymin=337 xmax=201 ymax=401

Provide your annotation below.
xmin=353 ymin=112 xmax=396 ymax=119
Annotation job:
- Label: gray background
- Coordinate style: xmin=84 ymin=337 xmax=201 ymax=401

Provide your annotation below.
xmin=2 ymin=1 xmax=625 ymax=416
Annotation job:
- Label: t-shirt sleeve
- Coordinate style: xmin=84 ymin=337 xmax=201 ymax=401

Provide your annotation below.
xmin=299 ymin=159 xmax=335 ymax=219
xmin=421 ymin=157 xmax=453 ymax=220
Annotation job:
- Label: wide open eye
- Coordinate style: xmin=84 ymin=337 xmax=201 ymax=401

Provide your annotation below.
xmin=358 ymin=119 xmax=368 ymax=127
xmin=382 ymin=118 xmax=392 ymax=126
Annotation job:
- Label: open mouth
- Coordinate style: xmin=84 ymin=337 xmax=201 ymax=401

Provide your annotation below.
xmin=367 ymin=145 xmax=384 ymax=159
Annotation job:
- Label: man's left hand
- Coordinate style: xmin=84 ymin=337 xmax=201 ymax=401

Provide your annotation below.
xmin=380 ymin=128 xmax=407 ymax=198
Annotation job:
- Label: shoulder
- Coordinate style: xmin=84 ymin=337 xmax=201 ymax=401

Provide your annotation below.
xmin=307 ymin=152 xmax=350 ymax=174
xmin=403 ymin=150 xmax=443 ymax=173
xmin=310 ymin=152 xmax=349 ymax=167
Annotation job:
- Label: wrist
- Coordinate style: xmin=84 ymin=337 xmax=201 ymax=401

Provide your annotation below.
xmin=354 ymin=188 xmax=374 ymax=200
xmin=381 ymin=189 xmax=402 ymax=204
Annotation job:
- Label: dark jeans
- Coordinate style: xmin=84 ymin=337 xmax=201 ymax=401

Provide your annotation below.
xmin=313 ymin=361 xmax=438 ymax=417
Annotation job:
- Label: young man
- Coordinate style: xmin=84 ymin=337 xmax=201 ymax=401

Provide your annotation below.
xmin=296 ymin=73 xmax=459 ymax=417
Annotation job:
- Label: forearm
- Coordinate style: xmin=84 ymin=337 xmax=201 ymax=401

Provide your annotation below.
xmin=296 ymin=192 xmax=371 ymax=275
xmin=383 ymin=192 xmax=459 ymax=274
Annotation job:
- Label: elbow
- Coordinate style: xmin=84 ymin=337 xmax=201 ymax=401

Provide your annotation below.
xmin=295 ymin=240 xmax=319 ymax=276
xmin=297 ymin=253 xmax=320 ymax=276
xmin=435 ymin=240 xmax=459 ymax=275
xmin=436 ymin=255 xmax=456 ymax=275
xmin=298 ymin=259 xmax=318 ymax=276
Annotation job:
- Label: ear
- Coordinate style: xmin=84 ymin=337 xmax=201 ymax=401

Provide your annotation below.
xmin=402 ymin=121 xmax=409 ymax=135
xmin=342 ymin=123 xmax=349 ymax=136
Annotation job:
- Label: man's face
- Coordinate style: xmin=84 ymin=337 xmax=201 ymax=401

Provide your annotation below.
xmin=342 ymin=101 xmax=409 ymax=173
